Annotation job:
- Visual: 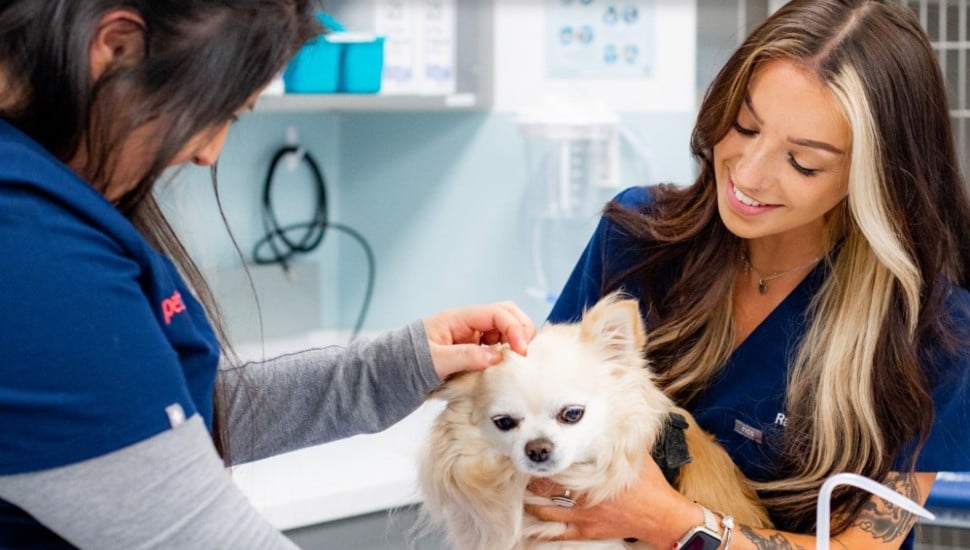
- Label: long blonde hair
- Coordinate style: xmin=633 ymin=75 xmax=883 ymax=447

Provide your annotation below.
xmin=604 ymin=0 xmax=970 ymax=533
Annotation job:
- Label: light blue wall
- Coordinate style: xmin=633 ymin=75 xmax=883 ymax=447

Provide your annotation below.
xmin=333 ymin=111 xmax=695 ymax=329
xmin=165 ymin=113 xmax=341 ymax=266
xmin=161 ymin=110 xmax=695 ymax=343
xmin=159 ymin=114 xmax=343 ymax=342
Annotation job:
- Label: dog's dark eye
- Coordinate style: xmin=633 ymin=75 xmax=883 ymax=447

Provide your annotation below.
xmin=491 ymin=415 xmax=519 ymax=431
xmin=558 ymin=406 xmax=585 ymax=424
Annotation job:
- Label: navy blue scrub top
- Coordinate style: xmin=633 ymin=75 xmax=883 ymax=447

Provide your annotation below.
xmin=548 ymin=185 xmax=970 ymax=547
xmin=0 ymin=119 xmax=221 ymax=546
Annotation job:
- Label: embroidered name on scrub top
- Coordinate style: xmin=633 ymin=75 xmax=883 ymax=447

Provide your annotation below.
xmin=734 ymin=419 xmax=764 ymax=444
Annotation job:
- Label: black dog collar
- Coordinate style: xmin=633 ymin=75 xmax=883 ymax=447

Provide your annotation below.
xmin=624 ymin=413 xmax=694 ymax=545
xmin=651 ymin=411 xmax=692 ymax=487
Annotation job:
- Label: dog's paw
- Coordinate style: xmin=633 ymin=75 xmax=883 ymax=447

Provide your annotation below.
xmin=523 ymin=515 xmax=650 ymax=549
xmin=524 ymin=491 xmax=559 ymax=507
xmin=526 ymin=540 xmax=638 ymax=550
xmin=522 ymin=514 xmax=567 ymax=539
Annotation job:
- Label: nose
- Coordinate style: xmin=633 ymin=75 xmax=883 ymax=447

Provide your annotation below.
xmin=525 ymin=438 xmax=554 ymax=463
xmin=192 ymin=125 xmax=230 ymax=167
xmin=731 ymin=137 xmax=775 ymax=191
xmin=192 ymin=139 xmax=222 ymax=167
xmin=192 ymin=153 xmax=216 ymax=167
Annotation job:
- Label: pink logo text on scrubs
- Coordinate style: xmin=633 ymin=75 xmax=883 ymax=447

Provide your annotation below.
xmin=162 ymin=291 xmax=186 ymax=325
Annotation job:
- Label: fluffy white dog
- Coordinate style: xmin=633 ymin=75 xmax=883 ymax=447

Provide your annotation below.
xmin=416 ymin=293 xmax=771 ymax=550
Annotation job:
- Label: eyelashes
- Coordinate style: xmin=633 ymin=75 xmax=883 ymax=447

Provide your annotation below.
xmin=787 ymin=153 xmax=818 ymax=176
xmin=731 ymin=121 xmax=820 ymax=177
xmin=732 ymin=121 xmax=758 ymax=137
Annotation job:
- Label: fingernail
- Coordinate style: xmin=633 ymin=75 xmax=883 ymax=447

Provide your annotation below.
xmin=485 ymin=347 xmax=502 ymax=363
xmin=514 ymin=333 xmax=528 ymax=355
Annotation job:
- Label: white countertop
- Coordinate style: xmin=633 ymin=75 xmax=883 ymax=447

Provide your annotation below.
xmin=229 ymin=331 xmax=443 ymax=531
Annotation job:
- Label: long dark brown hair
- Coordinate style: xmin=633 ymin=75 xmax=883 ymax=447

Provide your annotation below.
xmin=603 ymin=0 xmax=970 ymax=534
xmin=0 ymin=0 xmax=321 ymax=461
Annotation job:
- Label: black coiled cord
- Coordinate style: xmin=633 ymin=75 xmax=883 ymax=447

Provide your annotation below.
xmin=252 ymin=146 xmax=374 ymax=340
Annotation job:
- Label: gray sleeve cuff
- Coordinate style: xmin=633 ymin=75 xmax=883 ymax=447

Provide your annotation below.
xmin=406 ymin=318 xmax=444 ymax=391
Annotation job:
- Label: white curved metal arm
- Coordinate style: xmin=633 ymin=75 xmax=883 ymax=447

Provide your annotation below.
xmin=816 ymin=472 xmax=936 ymax=549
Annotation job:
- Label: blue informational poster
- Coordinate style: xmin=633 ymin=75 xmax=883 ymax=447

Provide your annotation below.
xmin=545 ymin=0 xmax=657 ymax=79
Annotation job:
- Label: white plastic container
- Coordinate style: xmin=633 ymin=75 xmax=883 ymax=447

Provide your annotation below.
xmin=516 ymin=99 xmax=623 ymax=304
xmin=517 ymin=100 xmax=621 ymax=220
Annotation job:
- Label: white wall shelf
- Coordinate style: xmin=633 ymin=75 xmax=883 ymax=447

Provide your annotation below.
xmin=254 ymin=92 xmax=482 ymax=113
xmin=257 ymin=0 xmax=493 ymax=113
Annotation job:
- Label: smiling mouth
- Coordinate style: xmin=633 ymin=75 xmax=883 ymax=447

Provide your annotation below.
xmin=733 ymin=183 xmax=769 ymax=206
xmin=727 ymin=178 xmax=783 ymax=213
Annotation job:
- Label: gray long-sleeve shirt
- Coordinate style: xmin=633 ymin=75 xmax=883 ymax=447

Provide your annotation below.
xmin=0 ymin=321 xmax=441 ymax=549
xmin=225 ymin=321 xmax=440 ymax=464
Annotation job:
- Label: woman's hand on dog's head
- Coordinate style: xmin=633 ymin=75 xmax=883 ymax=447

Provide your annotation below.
xmin=423 ymin=300 xmax=537 ymax=380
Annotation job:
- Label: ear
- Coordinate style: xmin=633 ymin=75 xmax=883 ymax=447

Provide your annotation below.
xmin=428 ymin=369 xmax=482 ymax=402
xmin=579 ymin=292 xmax=646 ymax=361
xmin=89 ymin=10 xmax=146 ymax=82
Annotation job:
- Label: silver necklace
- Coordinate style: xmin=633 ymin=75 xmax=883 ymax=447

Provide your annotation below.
xmin=741 ymin=252 xmax=823 ymax=294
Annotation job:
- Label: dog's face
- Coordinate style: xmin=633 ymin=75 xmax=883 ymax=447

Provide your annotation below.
xmin=437 ymin=294 xmax=663 ymax=478
xmin=477 ymin=336 xmax=616 ymax=476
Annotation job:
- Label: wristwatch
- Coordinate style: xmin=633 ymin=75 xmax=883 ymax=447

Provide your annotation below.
xmin=674 ymin=505 xmax=723 ymax=550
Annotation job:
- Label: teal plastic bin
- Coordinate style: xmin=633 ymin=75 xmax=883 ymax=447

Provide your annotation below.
xmin=331 ymin=34 xmax=385 ymax=93
xmin=283 ymin=13 xmax=384 ymax=94
xmin=282 ymin=35 xmax=341 ymax=93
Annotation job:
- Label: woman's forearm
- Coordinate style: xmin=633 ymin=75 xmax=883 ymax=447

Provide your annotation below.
xmin=222 ymin=321 xmax=441 ymax=465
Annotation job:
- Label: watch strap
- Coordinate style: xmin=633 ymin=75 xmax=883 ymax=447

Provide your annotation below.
xmin=674 ymin=504 xmax=723 ymax=549
xmin=720 ymin=513 xmax=735 ymax=549
xmin=700 ymin=505 xmax=719 ymax=533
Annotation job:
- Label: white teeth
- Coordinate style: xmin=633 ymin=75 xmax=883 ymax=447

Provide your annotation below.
xmin=733 ymin=185 xmax=766 ymax=206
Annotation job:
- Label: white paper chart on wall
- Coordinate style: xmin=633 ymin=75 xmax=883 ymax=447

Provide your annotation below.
xmin=545 ymin=0 xmax=657 ymax=79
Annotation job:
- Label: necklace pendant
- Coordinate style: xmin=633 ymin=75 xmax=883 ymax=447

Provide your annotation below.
xmin=758 ymin=279 xmax=768 ymax=294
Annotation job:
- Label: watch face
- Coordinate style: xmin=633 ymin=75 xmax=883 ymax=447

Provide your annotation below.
xmin=682 ymin=530 xmax=722 ymax=550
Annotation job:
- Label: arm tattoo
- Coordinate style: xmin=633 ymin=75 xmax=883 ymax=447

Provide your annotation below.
xmin=851 ymin=472 xmax=922 ymax=542
xmin=739 ymin=525 xmax=807 ymax=550
xmin=738 ymin=474 xmax=920 ymax=548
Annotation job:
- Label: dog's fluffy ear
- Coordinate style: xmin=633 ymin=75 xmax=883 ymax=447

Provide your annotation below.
xmin=428 ymin=370 xmax=481 ymax=401
xmin=579 ymin=292 xmax=646 ymax=362
xmin=429 ymin=345 xmax=515 ymax=401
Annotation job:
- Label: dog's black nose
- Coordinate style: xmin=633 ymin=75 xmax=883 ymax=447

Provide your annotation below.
xmin=525 ymin=438 xmax=554 ymax=463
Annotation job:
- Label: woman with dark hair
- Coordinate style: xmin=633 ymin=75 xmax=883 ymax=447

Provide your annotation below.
xmin=0 ymin=1 xmax=535 ymax=547
xmin=529 ymin=1 xmax=970 ymax=549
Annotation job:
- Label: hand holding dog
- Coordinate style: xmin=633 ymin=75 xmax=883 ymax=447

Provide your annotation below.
xmin=423 ymin=301 xmax=537 ymax=380
xmin=525 ymin=454 xmax=702 ymax=547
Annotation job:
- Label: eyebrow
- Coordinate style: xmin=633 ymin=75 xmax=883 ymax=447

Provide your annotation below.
xmin=743 ymin=95 xmax=846 ymax=155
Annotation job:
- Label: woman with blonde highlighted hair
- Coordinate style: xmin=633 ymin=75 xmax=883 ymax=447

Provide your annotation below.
xmin=530 ymin=1 xmax=970 ymax=548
